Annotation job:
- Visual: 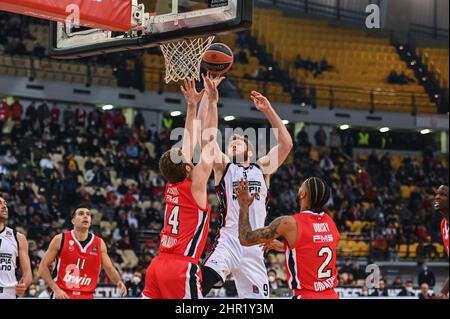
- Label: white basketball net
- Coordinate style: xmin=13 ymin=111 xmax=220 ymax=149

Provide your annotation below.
xmin=160 ymin=36 xmax=215 ymax=83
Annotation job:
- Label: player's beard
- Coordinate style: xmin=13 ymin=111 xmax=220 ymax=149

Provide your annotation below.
xmin=232 ymin=151 xmax=249 ymax=164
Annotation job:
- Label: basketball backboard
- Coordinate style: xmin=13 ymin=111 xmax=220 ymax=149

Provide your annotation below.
xmin=49 ymin=0 xmax=253 ymax=59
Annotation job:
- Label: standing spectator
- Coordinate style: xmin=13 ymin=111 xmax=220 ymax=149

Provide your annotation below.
xmin=25 ymin=100 xmax=37 ymax=121
xmin=50 ymin=103 xmax=60 ymax=122
xmin=397 ymin=280 xmax=416 ymax=297
xmin=315 ymin=126 xmax=327 ymax=146
xmin=134 ymin=110 xmax=145 ymax=129
xmin=418 ymin=283 xmax=435 ymax=299
xmin=11 ymin=98 xmax=23 ymax=121
xmin=37 ymin=100 xmax=50 ymax=123
xmin=418 ymin=261 xmax=436 ymax=287
xmin=75 ymin=106 xmax=86 ymax=127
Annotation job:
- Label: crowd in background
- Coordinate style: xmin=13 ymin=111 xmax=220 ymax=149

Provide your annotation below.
xmin=1 ymin=97 xmax=448 ymax=298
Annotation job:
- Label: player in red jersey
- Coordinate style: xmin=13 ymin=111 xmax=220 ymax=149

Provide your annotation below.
xmin=236 ymin=177 xmax=340 ymax=299
xmin=142 ymin=74 xmax=222 ymax=299
xmin=434 ymin=184 xmax=448 ymax=299
xmin=38 ymin=207 xmax=127 ymax=299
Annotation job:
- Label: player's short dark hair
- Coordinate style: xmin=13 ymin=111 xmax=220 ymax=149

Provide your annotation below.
xmin=159 ymin=148 xmax=189 ymax=184
xmin=304 ymin=177 xmax=330 ymax=213
xmin=71 ymin=206 xmax=90 ymax=219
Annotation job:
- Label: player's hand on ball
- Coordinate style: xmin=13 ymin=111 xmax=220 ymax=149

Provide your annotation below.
xmin=181 ymin=78 xmax=205 ymax=106
xmin=260 ymin=239 xmax=284 ymax=253
xmin=250 ymin=91 xmax=271 ymax=113
xmin=117 ymin=281 xmax=127 ymax=297
xmin=202 ymin=72 xmax=223 ymax=104
xmin=234 ymin=179 xmax=257 ymax=208
xmin=15 ymin=279 xmax=27 ymax=297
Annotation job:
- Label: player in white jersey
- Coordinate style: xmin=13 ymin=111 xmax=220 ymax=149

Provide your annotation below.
xmin=197 ymin=90 xmax=293 ymax=298
xmin=0 ymin=196 xmax=32 ymax=299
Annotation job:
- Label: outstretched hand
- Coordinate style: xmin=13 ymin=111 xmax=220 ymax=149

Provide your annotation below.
xmin=234 ymin=179 xmax=258 ymax=208
xmin=181 ymin=78 xmax=205 ymax=106
xmin=250 ymin=91 xmax=271 ymax=113
xmin=203 ymin=72 xmax=225 ymax=104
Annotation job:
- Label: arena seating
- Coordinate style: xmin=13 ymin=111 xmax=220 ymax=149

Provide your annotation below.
xmin=417 ymin=47 xmax=449 ymax=91
xmin=252 ymin=8 xmax=436 ymax=113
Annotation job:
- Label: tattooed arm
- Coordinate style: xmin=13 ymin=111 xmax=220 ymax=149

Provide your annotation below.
xmin=236 ymin=179 xmax=297 ymax=247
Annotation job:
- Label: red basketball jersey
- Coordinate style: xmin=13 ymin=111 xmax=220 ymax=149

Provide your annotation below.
xmin=54 ymin=231 xmax=102 ymax=294
xmin=284 ymin=211 xmax=340 ymax=294
xmin=441 ymin=218 xmax=449 ymax=257
xmin=160 ymin=178 xmax=210 ymax=262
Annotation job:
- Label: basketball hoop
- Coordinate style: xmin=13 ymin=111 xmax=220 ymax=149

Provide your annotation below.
xmin=160 ymin=36 xmax=215 ymax=83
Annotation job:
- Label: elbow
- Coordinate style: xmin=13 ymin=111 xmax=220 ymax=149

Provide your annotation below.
xmin=284 ymin=137 xmax=294 ymax=151
xmin=239 ymin=235 xmax=252 ymax=247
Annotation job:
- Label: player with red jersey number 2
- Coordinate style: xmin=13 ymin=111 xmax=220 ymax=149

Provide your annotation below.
xmin=236 ymin=177 xmax=340 ymax=299
xmin=434 ymin=185 xmax=449 ymax=299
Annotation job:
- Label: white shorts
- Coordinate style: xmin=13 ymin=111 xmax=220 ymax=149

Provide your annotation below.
xmin=204 ymin=238 xmax=269 ymax=299
xmin=0 ymin=287 xmax=16 ymax=299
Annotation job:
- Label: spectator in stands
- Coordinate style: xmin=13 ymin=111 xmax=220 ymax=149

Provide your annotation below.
xmin=418 ymin=261 xmax=436 ymax=287
xmin=392 ymin=276 xmax=403 ymax=288
xmin=397 ymin=280 xmax=416 ymax=297
xmin=370 ymin=279 xmax=389 ymax=297
xmin=11 ymin=98 xmax=23 ymax=121
xmin=294 ymin=55 xmax=305 ymax=69
xmin=315 ymin=125 xmax=327 ymax=146
xmin=418 ymin=283 xmax=435 ymax=299
xmin=388 ymin=70 xmax=399 ymax=84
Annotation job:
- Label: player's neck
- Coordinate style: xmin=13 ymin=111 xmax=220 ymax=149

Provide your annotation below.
xmin=237 ymin=160 xmax=251 ymax=168
xmin=444 ymin=211 xmax=449 ymax=221
xmin=73 ymin=228 xmax=90 ymax=241
xmin=0 ymin=222 xmax=5 ymax=231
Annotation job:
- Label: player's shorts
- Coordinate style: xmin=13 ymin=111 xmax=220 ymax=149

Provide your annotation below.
xmin=0 ymin=287 xmax=16 ymax=299
xmin=51 ymin=289 xmax=94 ymax=299
xmin=293 ymin=289 xmax=340 ymax=299
xmin=204 ymin=238 xmax=269 ymax=299
xmin=142 ymin=253 xmax=203 ymax=299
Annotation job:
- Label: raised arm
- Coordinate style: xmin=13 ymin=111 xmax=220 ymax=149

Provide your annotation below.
xmin=190 ymin=74 xmax=221 ymax=207
xmin=252 ymin=91 xmax=293 ymax=175
xmin=235 ymin=179 xmax=297 ymax=246
xmin=16 ymin=232 xmax=32 ymax=297
xmin=38 ymin=234 xmax=69 ymax=299
xmin=100 ymin=239 xmax=127 ymax=297
xmin=197 ymin=74 xmax=229 ymax=182
xmin=180 ymin=79 xmax=205 ymax=162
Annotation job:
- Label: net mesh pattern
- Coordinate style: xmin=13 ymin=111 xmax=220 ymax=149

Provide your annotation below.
xmin=160 ymin=36 xmax=215 ymax=83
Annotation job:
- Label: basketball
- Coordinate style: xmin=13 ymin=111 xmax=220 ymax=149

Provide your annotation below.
xmin=201 ymin=43 xmax=234 ymax=75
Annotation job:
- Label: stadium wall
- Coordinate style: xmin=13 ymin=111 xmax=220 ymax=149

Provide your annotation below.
xmin=2 ymin=75 xmax=448 ymax=132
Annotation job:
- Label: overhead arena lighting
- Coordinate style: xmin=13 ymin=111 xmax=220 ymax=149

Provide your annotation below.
xmin=420 ymin=129 xmax=432 ymax=135
xmin=224 ymin=115 xmax=235 ymax=122
xmin=282 ymin=120 xmax=289 ymax=125
xmin=379 ymin=127 xmax=390 ymax=133
xmin=339 ymin=124 xmax=350 ymax=130
xmin=102 ymin=104 xmax=114 ymax=110
xmin=170 ymin=111 xmax=182 ymax=117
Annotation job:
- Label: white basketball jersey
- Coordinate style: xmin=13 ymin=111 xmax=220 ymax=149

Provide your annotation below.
xmin=215 ymin=163 xmax=268 ymax=240
xmin=0 ymin=226 xmax=18 ymax=288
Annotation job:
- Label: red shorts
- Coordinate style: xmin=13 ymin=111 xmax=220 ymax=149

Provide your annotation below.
xmin=294 ymin=289 xmax=339 ymax=299
xmin=53 ymin=289 xmax=94 ymax=299
xmin=142 ymin=254 xmax=203 ymax=299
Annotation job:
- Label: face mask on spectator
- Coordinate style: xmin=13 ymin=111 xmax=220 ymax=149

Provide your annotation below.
xmin=132 ymin=276 xmax=141 ymax=284
xmin=269 ymin=275 xmax=276 ymax=283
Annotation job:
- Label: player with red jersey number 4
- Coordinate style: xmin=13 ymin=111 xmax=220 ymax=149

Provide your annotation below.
xmin=434 ymin=185 xmax=449 ymax=299
xmin=142 ymin=74 xmax=223 ymax=299
xmin=235 ymin=177 xmax=340 ymax=299
xmin=38 ymin=207 xmax=127 ymax=299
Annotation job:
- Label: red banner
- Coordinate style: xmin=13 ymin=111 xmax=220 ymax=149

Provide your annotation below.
xmin=0 ymin=0 xmax=132 ymax=31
